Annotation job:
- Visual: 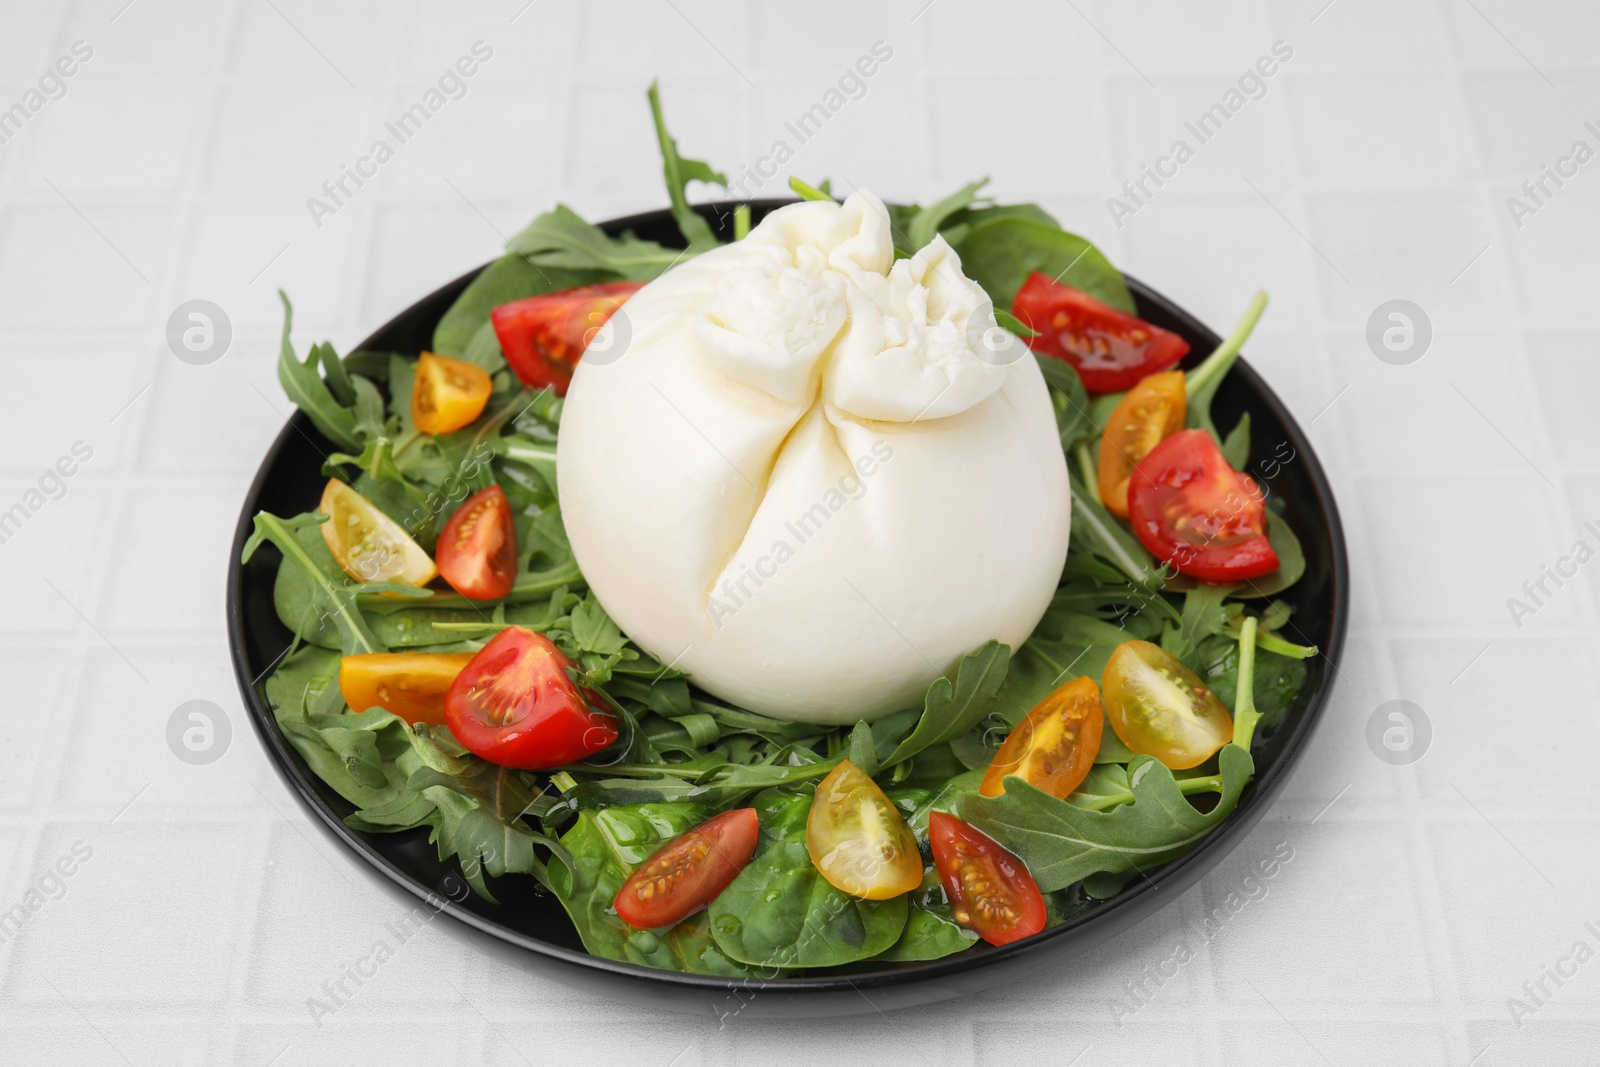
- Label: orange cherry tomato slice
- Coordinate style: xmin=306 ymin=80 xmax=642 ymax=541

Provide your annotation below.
xmin=1102 ymin=640 xmax=1233 ymax=770
xmin=806 ymin=760 xmax=923 ymax=900
xmin=1097 ymin=370 xmax=1186 ymax=518
xmin=980 ymin=676 xmax=1104 ymax=798
xmin=411 ymin=351 xmax=492 ymax=435
xmin=339 ymin=652 xmax=474 ymax=726
xmin=436 ymin=485 xmax=517 ymax=600
xmin=614 ymin=808 xmax=761 ymax=930
xmin=443 ymin=627 xmax=618 ymax=770
xmin=928 ymin=811 xmax=1047 ymax=946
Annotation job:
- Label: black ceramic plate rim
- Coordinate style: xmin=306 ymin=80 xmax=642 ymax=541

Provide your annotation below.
xmin=227 ymin=201 xmax=1348 ymax=996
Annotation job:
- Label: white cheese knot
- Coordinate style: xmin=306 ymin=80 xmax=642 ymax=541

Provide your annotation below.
xmin=556 ymin=190 xmax=1071 ymax=723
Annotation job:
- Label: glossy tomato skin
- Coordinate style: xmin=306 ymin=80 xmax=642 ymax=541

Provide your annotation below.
xmin=1098 ymin=370 xmax=1186 ymax=518
xmin=411 ymin=351 xmax=492 ymax=435
xmin=927 ymin=812 xmax=1046 ymax=946
xmin=806 ymin=760 xmax=923 ymax=900
xmin=1127 ymin=429 xmax=1280 ymax=583
xmin=1102 ymin=640 xmax=1233 ymax=770
xmin=1012 ymin=272 xmax=1190 ymax=394
xmin=980 ymin=676 xmax=1104 ymax=798
xmin=490 ymin=281 xmax=644 ymax=395
xmin=436 ymin=485 xmax=518 ymax=600
xmin=339 ymin=652 xmax=474 ymax=726
xmin=444 ymin=627 xmax=617 ymax=770
xmin=614 ymin=808 xmax=760 ymax=930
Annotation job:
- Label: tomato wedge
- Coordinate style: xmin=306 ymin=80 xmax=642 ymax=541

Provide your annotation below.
xmin=436 ymin=485 xmax=517 ymax=600
xmin=411 ymin=351 xmax=492 ymax=435
xmin=980 ymin=676 xmax=1103 ymax=798
xmin=1098 ymin=370 xmax=1186 ymax=518
xmin=614 ymin=808 xmax=760 ymax=930
xmin=490 ymin=281 xmax=644 ymax=395
xmin=927 ymin=812 xmax=1046 ymax=946
xmin=1103 ymin=640 xmax=1232 ymax=770
xmin=339 ymin=653 xmax=474 ymax=726
xmin=806 ymin=760 xmax=923 ymax=900
xmin=1012 ymin=272 xmax=1189 ymax=393
xmin=443 ymin=627 xmax=617 ymax=769
xmin=318 ymin=478 xmax=437 ymax=586
xmin=1126 ymin=429 xmax=1279 ymax=583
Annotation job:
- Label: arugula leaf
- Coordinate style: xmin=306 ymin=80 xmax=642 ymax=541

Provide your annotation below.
xmin=505 ymin=205 xmax=686 ymax=281
xmin=953 ymin=217 xmax=1133 ymax=314
xmin=1185 ymin=290 xmax=1267 ymax=444
xmin=275 ymin=292 xmax=381 ymax=452
xmin=1036 ymin=354 xmax=1095 ymax=449
xmin=245 ymin=511 xmax=381 ymax=655
xmin=708 ymin=789 xmax=908 ymax=968
xmin=882 ymin=641 xmax=1009 ymax=767
xmin=960 ymin=744 xmax=1254 ymax=893
xmin=1161 ymin=584 xmax=1240 ymax=665
xmin=647 ymin=81 xmax=726 ymax=252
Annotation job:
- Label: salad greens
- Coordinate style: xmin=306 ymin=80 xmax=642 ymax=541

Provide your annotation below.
xmin=245 ymin=86 xmax=1316 ymax=977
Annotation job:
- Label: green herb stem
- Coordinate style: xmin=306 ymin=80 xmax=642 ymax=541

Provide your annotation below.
xmin=1185 ymin=290 xmax=1268 ymax=401
xmin=733 ymin=203 xmax=751 ymax=240
xmin=1074 ymin=772 xmax=1225 ymax=812
xmin=1073 ymin=440 xmax=1098 ymax=496
xmin=1232 ymin=615 xmax=1261 ymax=749
xmin=788 ymin=176 xmax=833 ymax=202
xmin=499 ymin=441 xmax=559 ymax=469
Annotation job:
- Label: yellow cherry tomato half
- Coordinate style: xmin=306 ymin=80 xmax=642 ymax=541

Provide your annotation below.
xmin=1102 ymin=640 xmax=1233 ymax=770
xmin=1097 ymin=370 xmax=1186 ymax=518
xmin=980 ymin=675 xmax=1104 ymax=798
xmin=411 ymin=351 xmax=492 ymax=435
xmin=806 ymin=760 xmax=923 ymax=900
xmin=339 ymin=652 xmax=474 ymax=726
xmin=318 ymin=478 xmax=437 ymax=587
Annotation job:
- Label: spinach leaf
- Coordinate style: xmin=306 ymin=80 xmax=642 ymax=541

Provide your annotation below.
xmin=953 ymin=217 xmax=1133 ymax=314
xmin=882 ymin=641 xmax=1009 ymax=767
xmin=1035 ymin=354 xmax=1095 ymax=449
xmin=708 ymin=789 xmax=908 ymax=969
xmin=1221 ymin=412 xmax=1251 ymax=469
xmin=647 ymin=81 xmax=726 ymax=253
xmin=937 ymin=202 xmax=1058 ymax=247
xmin=869 ymin=868 xmax=978 ymax=963
xmin=546 ymin=802 xmax=755 ymax=975
xmin=905 ymin=179 xmax=990 ymax=252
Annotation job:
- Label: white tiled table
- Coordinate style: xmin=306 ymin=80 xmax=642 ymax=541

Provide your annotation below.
xmin=1 ymin=0 xmax=1596 ymax=1063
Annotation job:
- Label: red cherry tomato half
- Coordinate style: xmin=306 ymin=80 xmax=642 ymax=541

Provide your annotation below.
xmin=1126 ymin=428 xmax=1280 ymax=583
xmin=490 ymin=281 xmax=644 ymax=395
xmin=614 ymin=808 xmax=761 ymax=930
xmin=444 ymin=627 xmax=618 ymax=770
xmin=1012 ymin=272 xmax=1190 ymax=394
xmin=436 ymin=485 xmax=517 ymax=600
xmin=927 ymin=811 xmax=1047 ymax=946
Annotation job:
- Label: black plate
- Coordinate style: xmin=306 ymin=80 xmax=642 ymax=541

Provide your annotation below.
xmin=227 ymin=200 xmax=1347 ymax=1017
